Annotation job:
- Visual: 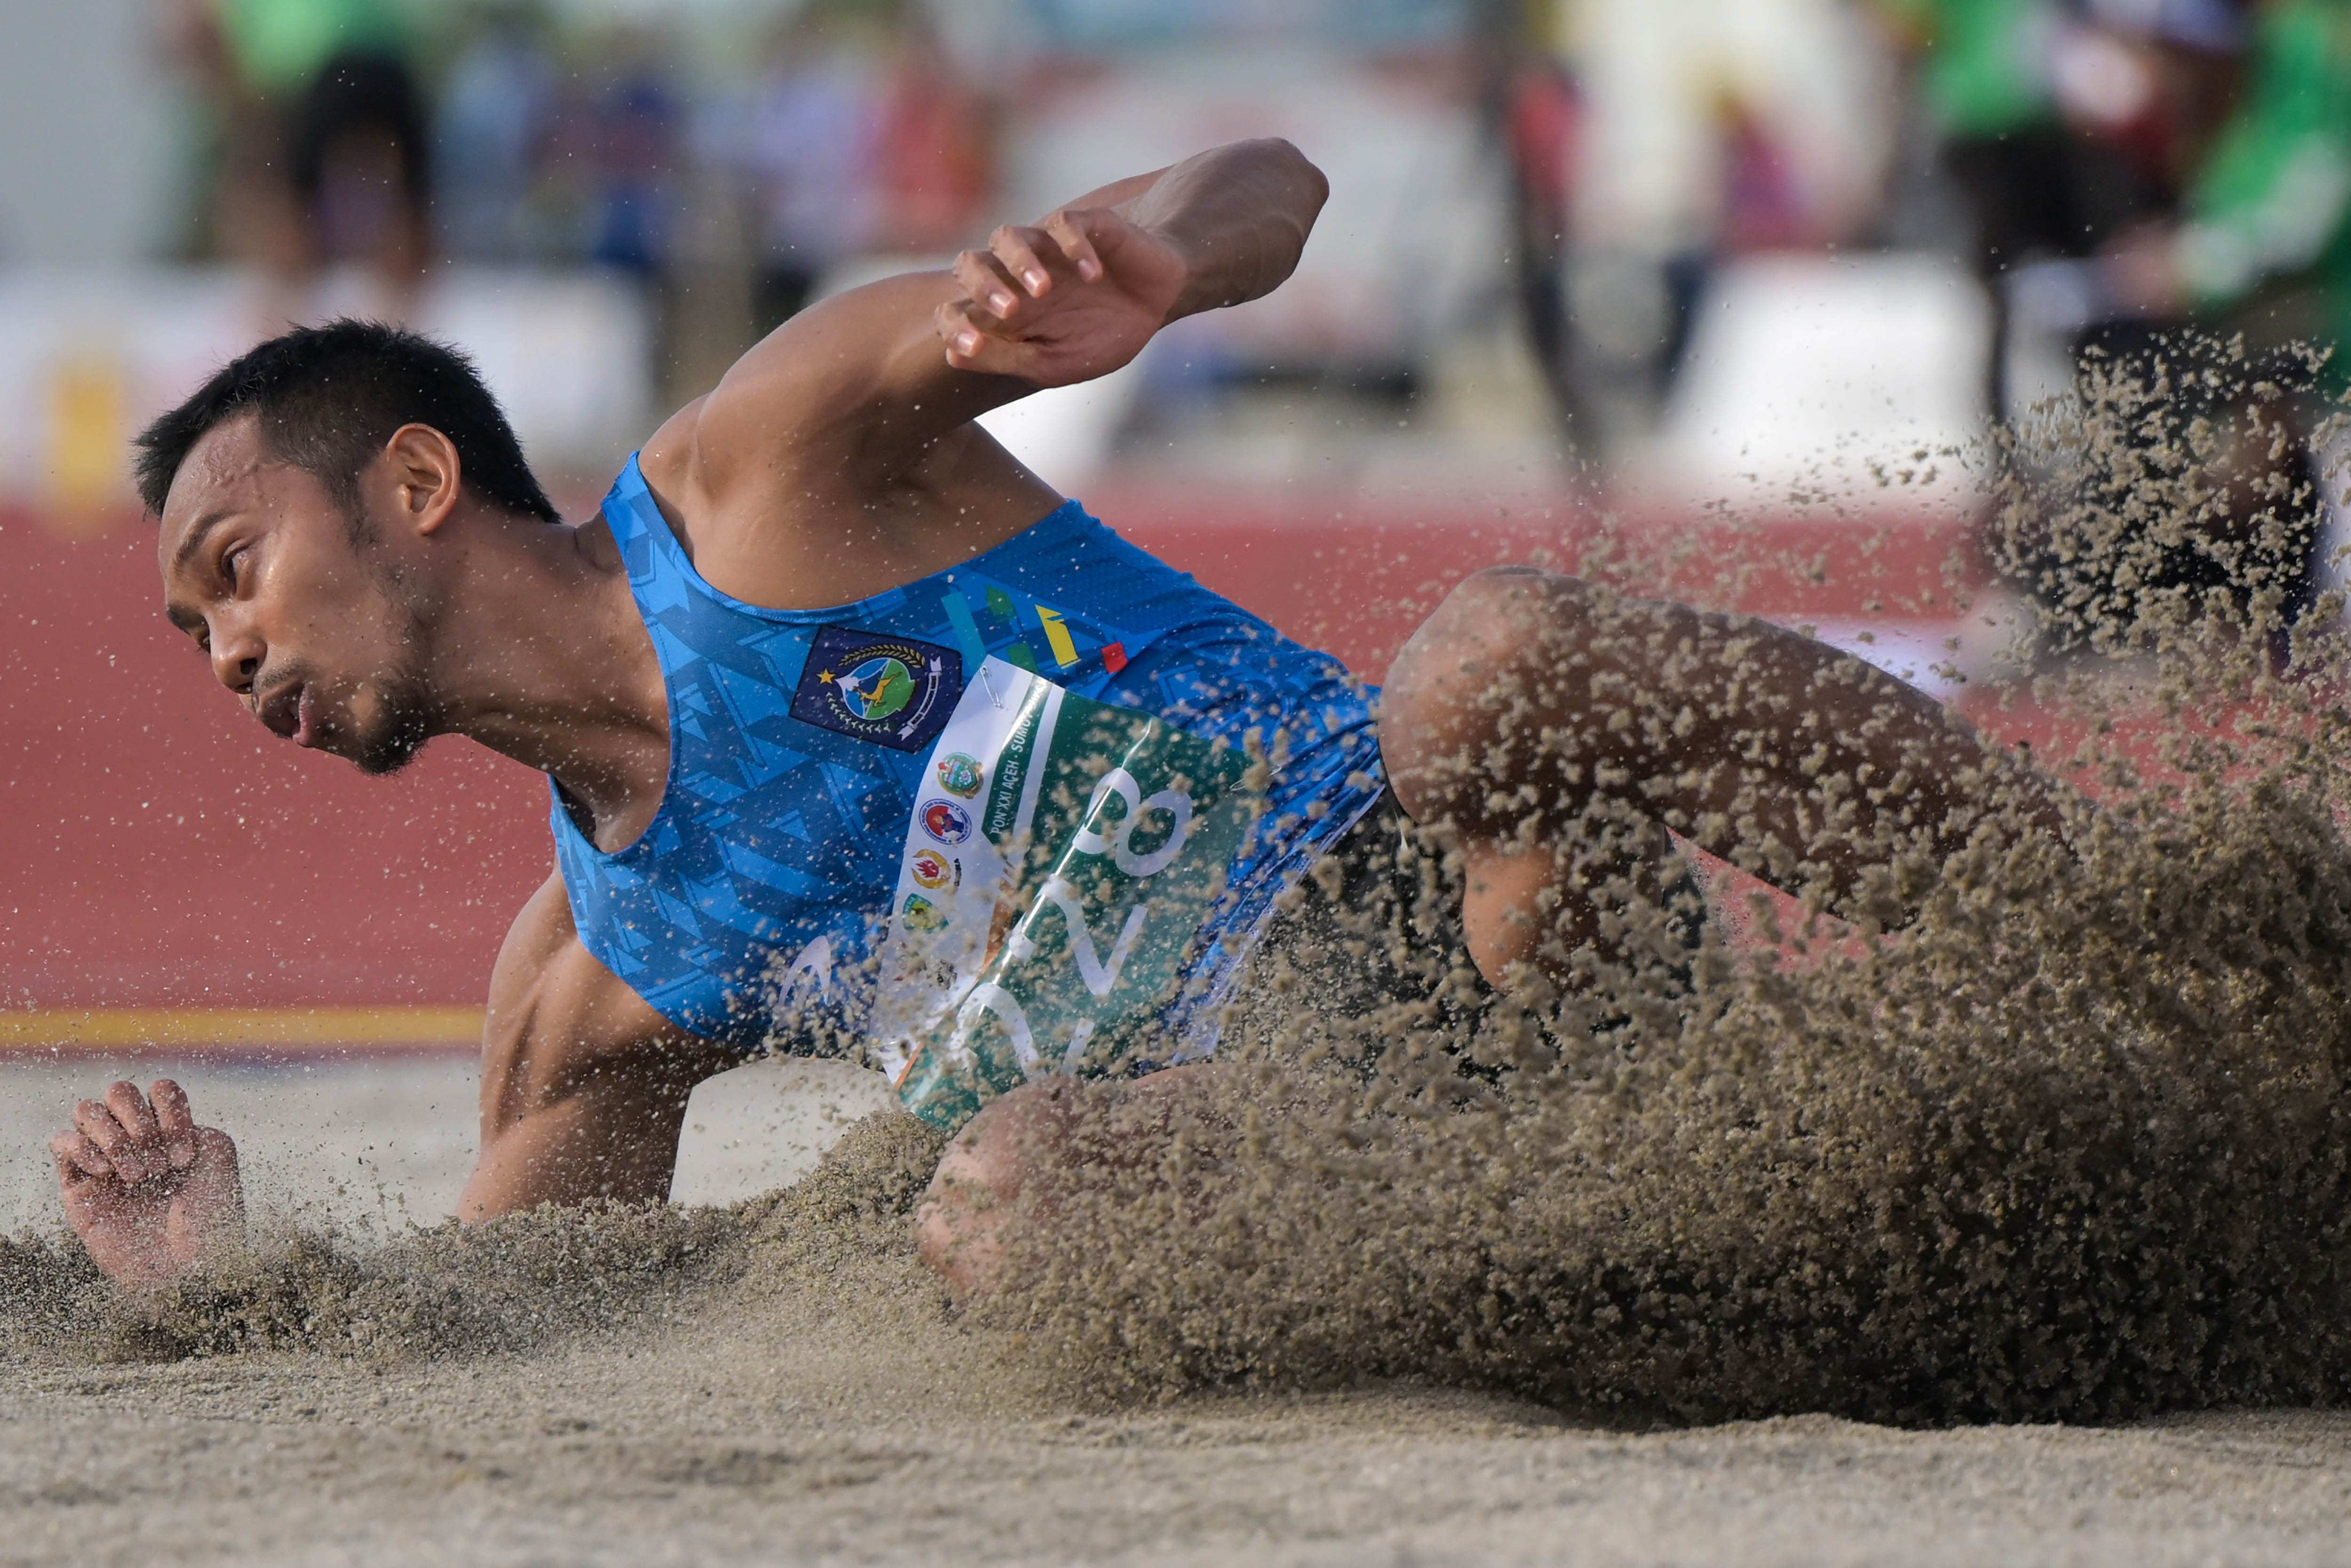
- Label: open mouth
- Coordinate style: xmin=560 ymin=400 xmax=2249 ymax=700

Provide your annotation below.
xmin=256 ymin=682 xmax=318 ymax=747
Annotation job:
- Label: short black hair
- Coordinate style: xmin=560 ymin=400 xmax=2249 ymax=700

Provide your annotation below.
xmin=133 ymin=318 xmax=560 ymax=526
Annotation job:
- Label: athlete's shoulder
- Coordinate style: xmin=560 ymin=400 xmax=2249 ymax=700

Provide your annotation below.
xmin=615 ymin=395 xmax=812 ymax=597
xmin=622 ymin=398 xmax=713 ymax=557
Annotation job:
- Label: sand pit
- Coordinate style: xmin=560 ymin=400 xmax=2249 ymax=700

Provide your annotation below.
xmin=8 ymin=1042 xmax=2348 ymax=1565
xmin=4 ymin=1108 xmax=2351 ymax=1568
xmin=9 ymin=1367 xmax=2351 ymax=1567
xmin=16 ymin=353 xmax=2351 ymax=1564
xmin=10 ymin=731 xmax=2351 ymax=1563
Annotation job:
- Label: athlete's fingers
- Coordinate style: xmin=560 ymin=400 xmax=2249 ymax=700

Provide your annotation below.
xmin=950 ymin=248 xmax=1024 ymax=324
xmin=151 ymin=1078 xmax=194 ymax=1133
xmin=151 ymin=1079 xmax=199 ymax=1171
xmin=1038 ymin=207 xmax=1106 ymax=283
xmin=50 ymin=1130 xmax=113 ymax=1182
xmin=73 ymin=1097 xmax=150 ymax=1183
xmin=935 ymin=298 xmax=983 ymax=367
xmin=71 ymin=1098 xmax=127 ymax=1153
xmin=183 ymin=1127 xmax=245 ymax=1213
xmin=935 ymin=299 xmax=1035 ymax=378
xmin=989 ymin=224 xmax=1067 ymax=298
xmin=107 ymin=1080 xmax=162 ymax=1145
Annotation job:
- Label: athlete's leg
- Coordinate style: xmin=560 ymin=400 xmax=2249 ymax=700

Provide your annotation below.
xmin=1379 ymin=566 xmax=2047 ymax=993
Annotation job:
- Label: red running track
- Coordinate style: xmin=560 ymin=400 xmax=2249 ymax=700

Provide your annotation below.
xmin=0 ymin=487 xmax=1976 ymax=1014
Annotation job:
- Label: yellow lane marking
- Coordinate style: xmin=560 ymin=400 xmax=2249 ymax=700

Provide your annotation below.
xmin=0 ymin=1007 xmax=484 ymax=1051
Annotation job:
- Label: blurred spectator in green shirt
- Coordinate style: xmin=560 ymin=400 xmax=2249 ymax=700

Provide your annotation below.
xmin=1995 ymin=0 xmax=2350 ymax=640
xmin=1897 ymin=0 xmax=2061 ymax=140
xmin=186 ymin=0 xmax=430 ymax=309
xmin=2157 ymin=0 xmax=2351 ymax=387
xmin=1883 ymin=0 xmax=2181 ymax=410
xmin=217 ymin=0 xmax=409 ymax=97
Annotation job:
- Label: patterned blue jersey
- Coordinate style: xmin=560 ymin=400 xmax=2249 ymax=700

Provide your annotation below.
xmin=550 ymin=455 xmax=1385 ymax=1055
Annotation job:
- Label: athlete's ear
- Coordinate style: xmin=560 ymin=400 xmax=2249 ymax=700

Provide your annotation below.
xmin=379 ymin=423 xmax=465 ymax=538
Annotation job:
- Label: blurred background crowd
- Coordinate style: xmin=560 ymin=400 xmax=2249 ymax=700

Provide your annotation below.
xmin=162 ymin=0 xmax=2351 ymax=434
xmin=2 ymin=0 xmax=2348 ymax=503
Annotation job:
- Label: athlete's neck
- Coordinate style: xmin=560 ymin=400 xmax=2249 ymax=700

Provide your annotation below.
xmin=417 ymin=505 xmax=667 ymax=850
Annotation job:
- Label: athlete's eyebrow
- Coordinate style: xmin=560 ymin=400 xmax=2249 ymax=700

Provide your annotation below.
xmin=167 ymin=507 xmax=234 ymax=582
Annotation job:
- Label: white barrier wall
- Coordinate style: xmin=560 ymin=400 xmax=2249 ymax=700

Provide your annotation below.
xmin=1649 ymin=252 xmax=1994 ymax=512
xmin=1002 ymin=51 xmax=1506 ymax=370
xmin=0 ymin=0 xmax=171 ymax=268
xmin=0 ymin=266 xmax=654 ymax=523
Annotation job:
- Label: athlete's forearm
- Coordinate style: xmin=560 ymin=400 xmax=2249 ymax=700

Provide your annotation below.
xmin=458 ymin=1082 xmax=689 ymax=1218
xmin=869 ymin=137 xmax=1326 ymax=410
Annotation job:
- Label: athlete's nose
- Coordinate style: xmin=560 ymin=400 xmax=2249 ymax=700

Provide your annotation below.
xmin=207 ymin=613 xmax=263 ymax=696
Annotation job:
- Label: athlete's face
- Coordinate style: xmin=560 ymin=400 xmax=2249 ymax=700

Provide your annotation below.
xmin=158 ymin=416 xmax=438 ymax=775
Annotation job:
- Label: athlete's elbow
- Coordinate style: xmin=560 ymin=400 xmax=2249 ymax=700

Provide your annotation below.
xmin=1240 ymin=138 xmax=1328 ymax=228
xmin=1274 ymin=139 xmax=1330 ymax=211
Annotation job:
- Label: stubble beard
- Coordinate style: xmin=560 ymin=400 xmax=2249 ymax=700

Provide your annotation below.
xmin=351 ymin=663 xmax=438 ymax=776
xmin=350 ymin=549 xmax=443 ymax=777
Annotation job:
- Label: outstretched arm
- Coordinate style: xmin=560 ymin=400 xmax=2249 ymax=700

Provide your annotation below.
xmin=50 ymin=873 xmax=728 ymax=1286
xmin=693 ymin=136 xmax=1325 ymax=468
xmin=634 ymin=139 xmax=1328 ymax=609
xmin=927 ymin=138 xmax=1331 ymax=386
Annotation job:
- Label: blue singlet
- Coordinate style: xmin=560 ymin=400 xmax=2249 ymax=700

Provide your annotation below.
xmin=550 ymin=456 xmax=1386 ymax=1058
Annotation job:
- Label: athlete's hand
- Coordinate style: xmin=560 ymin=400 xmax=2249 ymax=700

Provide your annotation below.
xmin=935 ymin=206 xmax=1190 ymax=388
xmin=51 ymin=1079 xmax=243 ymax=1290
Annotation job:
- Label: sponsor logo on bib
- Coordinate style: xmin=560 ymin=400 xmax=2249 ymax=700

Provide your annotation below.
xmin=874 ymin=661 xmax=1261 ymax=1133
xmin=921 ymin=800 xmax=972 ymax=845
xmin=934 ymin=751 xmax=984 ymax=798
xmin=789 ymin=625 xmax=963 ymax=752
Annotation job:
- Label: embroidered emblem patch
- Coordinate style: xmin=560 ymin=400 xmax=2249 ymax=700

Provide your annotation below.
xmin=789 ymin=625 xmax=963 ymax=752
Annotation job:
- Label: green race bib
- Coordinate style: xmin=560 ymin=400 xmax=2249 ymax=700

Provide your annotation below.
xmin=867 ymin=659 xmax=1256 ymax=1130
